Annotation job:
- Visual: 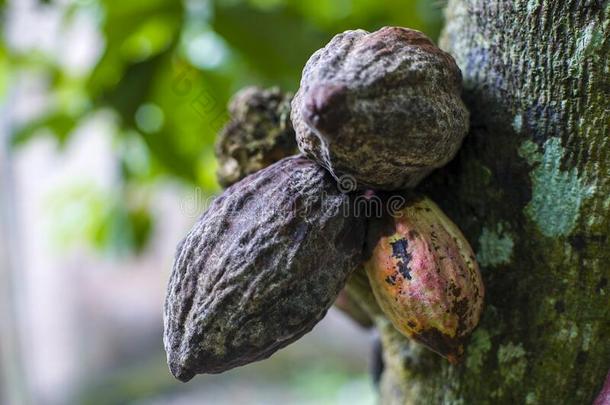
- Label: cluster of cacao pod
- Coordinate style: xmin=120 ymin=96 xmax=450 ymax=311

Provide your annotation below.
xmin=164 ymin=26 xmax=484 ymax=382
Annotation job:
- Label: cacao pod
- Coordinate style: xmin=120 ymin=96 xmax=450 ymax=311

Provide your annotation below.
xmin=216 ymin=86 xmax=296 ymax=187
xmin=215 ymin=87 xmax=372 ymax=330
xmin=164 ymin=156 xmax=366 ymax=381
xmin=365 ymin=195 xmax=484 ymax=362
xmin=291 ymin=27 xmax=469 ymax=190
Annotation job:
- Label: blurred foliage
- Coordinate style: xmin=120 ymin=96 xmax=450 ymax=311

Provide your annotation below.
xmin=46 ymin=181 xmax=153 ymax=256
xmin=2 ymin=0 xmax=443 ymax=255
xmin=76 ymin=349 xmax=375 ymax=404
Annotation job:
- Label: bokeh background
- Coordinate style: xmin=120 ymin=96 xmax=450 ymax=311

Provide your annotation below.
xmin=0 ymin=1 xmax=443 ymax=404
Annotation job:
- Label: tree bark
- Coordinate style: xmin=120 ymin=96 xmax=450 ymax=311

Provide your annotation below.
xmin=376 ymin=1 xmax=610 ymax=403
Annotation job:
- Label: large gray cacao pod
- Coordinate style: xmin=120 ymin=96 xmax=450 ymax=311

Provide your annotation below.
xmin=291 ymin=27 xmax=469 ymax=191
xmin=164 ymin=155 xmax=366 ymax=381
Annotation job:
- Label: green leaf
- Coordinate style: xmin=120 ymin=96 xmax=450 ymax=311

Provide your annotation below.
xmin=11 ymin=113 xmax=78 ymax=147
xmin=87 ymin=0 xmax=183 ymax=98
xmin=212 ymin=2 xmax=328 ymax=88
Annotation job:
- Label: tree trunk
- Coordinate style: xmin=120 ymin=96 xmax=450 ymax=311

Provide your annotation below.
xmin=375 ymin=1 xmax=610 ymax=403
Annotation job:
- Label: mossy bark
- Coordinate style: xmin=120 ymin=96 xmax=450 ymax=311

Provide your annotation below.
xmin=375 ymin=1 xmax=610 ymax=403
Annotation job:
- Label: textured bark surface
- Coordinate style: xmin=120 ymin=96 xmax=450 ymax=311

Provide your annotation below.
xmin=378 ymin=1 xmax=610 ymax=404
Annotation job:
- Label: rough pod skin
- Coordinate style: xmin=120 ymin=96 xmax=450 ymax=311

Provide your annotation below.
xmin=365 ymin=195 xmax=484 ymax=362
xmin=213 ymin=87 xmax=370 ymax=329
xmin=164 ymin=156 xmax=366 ymax=381
xmin=291 ymin=26 xmax=469 ymax=190
xmin=216 ymin=86 xmax=297 ymax=187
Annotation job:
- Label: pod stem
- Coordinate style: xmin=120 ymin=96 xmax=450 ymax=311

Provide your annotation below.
xmin=346 ymin=267 xmax=438 ymax=404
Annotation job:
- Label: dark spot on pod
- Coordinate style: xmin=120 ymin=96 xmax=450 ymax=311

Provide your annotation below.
xmin=385 ymin=274 xmax=397 ymax=285
xmin=390 ymin=238 xmax=412 ymax=280
xmin=449 ymin=283 xmax=462 ymax=298
xmin=452 ymin=296 xmax=470 ymax=337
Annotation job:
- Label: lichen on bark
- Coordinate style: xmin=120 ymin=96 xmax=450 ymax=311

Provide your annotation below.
xmin=379 ymin=1 xmax=610 ymax=403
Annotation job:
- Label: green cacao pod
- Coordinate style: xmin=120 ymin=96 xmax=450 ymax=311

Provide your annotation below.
xmin=164 ymin=156 xmax=366 ymax=381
